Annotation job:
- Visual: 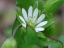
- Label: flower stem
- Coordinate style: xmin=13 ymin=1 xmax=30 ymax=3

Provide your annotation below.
xmin=12 ymin=24 xmax=22 ymax=37
xmin=46 ymin=34 xmax=63 ymax=47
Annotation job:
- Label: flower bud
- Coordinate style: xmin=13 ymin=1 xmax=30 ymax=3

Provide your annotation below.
xmin=1 ymin=37 xmax=17 ymax=48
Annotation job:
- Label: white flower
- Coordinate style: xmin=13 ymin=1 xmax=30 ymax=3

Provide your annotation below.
xmin=19 ymin=6 xmax=48 ymax=32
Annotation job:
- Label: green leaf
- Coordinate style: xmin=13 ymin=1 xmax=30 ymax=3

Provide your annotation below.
xmin=33 ymin=1 xmax=38 ymax=11
xmin=43 ymin=13 xmax=56 ymax=36
xmin=37 ymin=32 xmax=46 ymax=39
xmin=13 ymin=8 xmax=27 ymax=48
xmin=28 ymin=45 xmax=39 ymax=48
xmin=21 ymin=45 xmax=40 ymax=48
xmin=58 ymin=35 xmax=64 ymax=45
xmin=48 ymin=40 xmax=62 ymax=48
xmin=23 ymin=25 xmax=43 ymax=47
xmin=17 ymin=0 xmax=43 ymax=11
xmin=1 ymin=37 xmax=17 ymax=48
xmin=43 ymin=24 xmax=56 ymax=36
xmin=42 ymin=12 xmax=55 ymax=28
xmin=12 ymin=18 xmax=25 ymax=48
xmin=44 ymin=0 xmax=64 ymax=13
xmin=14 ymin=8 xmax=22 ymax=23
xmin=47 ymin=35 xmax=64 ymax=48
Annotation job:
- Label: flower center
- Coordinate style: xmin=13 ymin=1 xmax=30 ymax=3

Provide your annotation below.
xmin=28 ymin=16 xmax=36 ymax=28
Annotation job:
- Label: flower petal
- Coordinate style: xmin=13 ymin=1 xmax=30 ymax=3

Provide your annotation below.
xmin=36 ymin=21 xmax=48 ymax=27
xmin=19 ymin=16 xmax=26 ymax=24
xmin=35 ymin=27 xmax=44 ymax=32
xmin=22 ymin=8 xmax=28 ymax=21
xmin=22 ymin=23 xmax=26 ymax=28
xmin=37 ymin=14 xmax=45 ymax=24
xmin=33 ymin=8 xmax=38 ymax=22
xmin=28 ymin=6 xmax=32 ymax=21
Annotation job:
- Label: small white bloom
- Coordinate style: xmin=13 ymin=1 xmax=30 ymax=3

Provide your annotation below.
xmin=19 ymin=6 xmax=48 ymax=32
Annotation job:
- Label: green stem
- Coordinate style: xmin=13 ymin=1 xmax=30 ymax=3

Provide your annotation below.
xmin=13 ymin=24 xmax=22 ymax=37
xmin=46 ymin=34 xmax=63 ymax=47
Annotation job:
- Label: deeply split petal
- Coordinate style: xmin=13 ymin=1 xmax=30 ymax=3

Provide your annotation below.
xmin=22 ymin=8 xmax=28 ymax=21
xmin=33 ymin=8 xmax=38 ymax=22
xmin=28 ymin=6 xmax=32 ymax=21
xmin=35 ymin=27 xmax=44 ymax=32
xmin=36 ymin=21 xmax=48 ymax=27
xmin=19 ymin=16 xmax=26 ymax=24
xmin=22 ymin=23 xmax=26 ymax=28
xmin=37 ymin=14 xmax=45 ymax=24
